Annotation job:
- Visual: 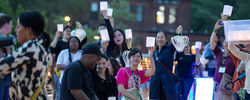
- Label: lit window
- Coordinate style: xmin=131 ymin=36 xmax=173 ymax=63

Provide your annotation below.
xmin=157 ymin=6 xmax=165 ymax=24
xmin=168 ymin=7 xmax=176 ymax=24
xmin=90 ymin=3 xmax=98 ymax=19
xmin=136 ymin=6 xmax=143 ymax=22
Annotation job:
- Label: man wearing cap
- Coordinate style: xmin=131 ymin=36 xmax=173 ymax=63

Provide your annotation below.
xmin=60 ymin=43 xmax=106 ymax=100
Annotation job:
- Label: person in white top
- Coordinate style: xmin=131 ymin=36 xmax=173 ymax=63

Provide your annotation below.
xmin=228 ymin=42 xmax=250 ymax=99
xmin=56 ymin=36 xmax=82 ymax=83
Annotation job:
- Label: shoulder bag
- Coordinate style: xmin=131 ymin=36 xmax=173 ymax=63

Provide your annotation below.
xmin=121 ymin=68 xmax=143 ymax=100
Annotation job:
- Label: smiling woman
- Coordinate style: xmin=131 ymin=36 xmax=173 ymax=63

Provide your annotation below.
xmin=90 ymin=56 xmax=118 ymax=100
xmin=116 ymin=48 xmax=155 ymax=100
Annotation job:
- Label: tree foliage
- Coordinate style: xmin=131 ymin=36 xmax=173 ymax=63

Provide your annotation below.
xmin=191 ymin=0 xmax=250 ymax=34
xmin=109 ymin=0 xmax=136 ymax=29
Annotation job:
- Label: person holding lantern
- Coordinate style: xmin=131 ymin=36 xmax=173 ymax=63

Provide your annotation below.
xmin=149 ymin=31 xmax=178 ymax=100
xmin=174 ymin=42 xmax=200 ymax=100
xmin=210 ymin=14 xmax=235 ymax=100
xmin=100 ymin=10 xmax=132 ymax=58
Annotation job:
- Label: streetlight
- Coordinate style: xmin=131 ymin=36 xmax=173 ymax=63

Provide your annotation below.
xmin=94 ymin=36 xmax=100 ymax=40
xmin=64 ymin=16 xmax=70 ymax=25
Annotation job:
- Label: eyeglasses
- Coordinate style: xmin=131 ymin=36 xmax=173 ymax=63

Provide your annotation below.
xmin=131 ymin=55 xmax=141 ymax=59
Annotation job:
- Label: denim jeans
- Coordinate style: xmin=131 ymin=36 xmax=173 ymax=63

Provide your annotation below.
xmin=0 ymin=74 xmax=11 ymax=100
xmin=233 ymin=91 xmax=240 ymax=100
xmin=54 ymin=74 xmax=60 ymax=100
xmin=176 ymin=77 xmax=194 ymax=100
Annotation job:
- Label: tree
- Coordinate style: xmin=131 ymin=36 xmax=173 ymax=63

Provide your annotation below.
xmin=0 ymin=0 xmax=25 ymax=48
xmin=107 ymin=0 xmax=136 ymax=29
xmin=191 ymin=0 xmax=250 ymax=34
xmin=191 ymin=0 xmax=223 ymax=34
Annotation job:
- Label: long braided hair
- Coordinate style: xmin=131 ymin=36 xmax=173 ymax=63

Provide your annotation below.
xmin=67 ymin=36 xmax=82 ymax=63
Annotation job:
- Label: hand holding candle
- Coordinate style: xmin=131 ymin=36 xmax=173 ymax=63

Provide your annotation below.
xmin=146 ymin=37 xmax=155 ymax=47
xmin=125 ymin=29 xmax=133 ymax=39
xmin=100 ymin=29 xmax=110 ymax=41
xmin=57 ymin=24 xmax=63 ymax=32
xmin=100 ymin=1 xmax=108 ymax=11
xmin=222 ymin=5 xmax=233 ymax=16
xmin=107 ymin=8 xmax=113 ymax=17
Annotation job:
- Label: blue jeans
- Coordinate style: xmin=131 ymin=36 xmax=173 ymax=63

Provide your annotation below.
xmin=176 ymin=77 xmax=194 ymax=100
xmin=54 ymin=74 xmax=60 ymax=100
xmin=0 ymin=74 xmax=11 ymax=100
xmin=233 ymin=91 xmax=240 ymax=100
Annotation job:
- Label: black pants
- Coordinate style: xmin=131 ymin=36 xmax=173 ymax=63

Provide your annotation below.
xmin=245 ymin=91 xmax=250 ymax=100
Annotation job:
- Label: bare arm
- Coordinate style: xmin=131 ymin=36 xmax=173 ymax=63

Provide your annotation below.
xmin=57 ymin=64 xmax=67 ymax=70
xmin=118 ymin=84 xmax=138 ymax=100
xmin=210 ymin=20 xmax=223 ymax=50
xmin=195 ymin=48 xmax=200 ymax=65
xmin=210 ymin=14 xmax=228 ymax=50
xmin=144 ymin=47 xmax=156 ymax=77
xmin=70 ymin=89 xmax=91 ymax=100
xmin=50 ymin=31 xmax=61 ymax=48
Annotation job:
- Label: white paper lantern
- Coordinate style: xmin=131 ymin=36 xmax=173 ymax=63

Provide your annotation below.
xmin=70 ymin=29 xmax=86 ymax=41
xmin=195 ymin=41 xmax=202 ymax=49
xmin=57 ymin=24 xmax=63 ymax=32
xmin=100 ymin=1 xmax=108 ymax=11
xmin=125 ymin=29 xmax=132 ymax=39
xmin=224 ymin=19 xmax=250 ymax=44
xmin=107 ymin=8 xmax=113 ymax=16
xmin=100 ymin=29 xmax=110 ymax=41
xmin=222 ymin=5 xmax=233 ymax=16
xmin=171 ymin=36 xmax=189 ymax=52
xmin=146 ymin=37 xmax=155 ymax=47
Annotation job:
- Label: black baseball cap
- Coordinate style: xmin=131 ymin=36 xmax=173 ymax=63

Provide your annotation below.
xmin=82 ymin=43 xmax=106 ymax=58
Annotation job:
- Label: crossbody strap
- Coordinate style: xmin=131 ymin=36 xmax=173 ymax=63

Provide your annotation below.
xmin=123 ymin=68 xmax=130 ymax=78
xmin=30 ymin=43 xmax=52 ymax=100
xmin=155 ymin=52 xmax=175 ymax=76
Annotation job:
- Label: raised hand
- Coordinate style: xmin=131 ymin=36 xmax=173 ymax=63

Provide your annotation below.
xmin=176 ymin=25 xmax=183 ymax=34
xmin=148 ymin=47 xmax=156 ymax=57
xmin=55 ymin=31 xmax=61 ymax=38
xmin=76 ymin=21 xmax=83 ymax=29
xmin=221 ymin=13 xmax=228 ymax=21
xmin=101 ymin=10 xmax=108 ymax=19
xmin=214 ymin=20 xmax=223 ymax=30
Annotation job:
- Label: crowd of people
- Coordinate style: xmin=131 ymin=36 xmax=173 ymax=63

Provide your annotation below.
xmin=0 ymin=9 xmax=249 ymax=100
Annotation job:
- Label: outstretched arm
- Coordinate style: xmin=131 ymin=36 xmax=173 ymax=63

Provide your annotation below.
xmin=144 ymin=47 xmax=156 ymax=77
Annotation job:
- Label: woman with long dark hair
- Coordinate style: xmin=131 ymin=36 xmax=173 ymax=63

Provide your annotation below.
xmin=0 ymin=11 xmax=52 ymax=99
xmin=203 ymin=33 xmax=222 ymax=77
xmin=100 ymin=11 xmax=131 ymax=58
xmin=91 ymin=56 xmax=118 ymax=100
xmin=56 ymin=36 xmax=82 ymax=83
xmin=108 ymin=58 xmax=121 ymax=76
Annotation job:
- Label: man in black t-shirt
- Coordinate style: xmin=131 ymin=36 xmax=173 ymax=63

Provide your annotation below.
xmin=60 ymin=43 xmax=106 ymax=100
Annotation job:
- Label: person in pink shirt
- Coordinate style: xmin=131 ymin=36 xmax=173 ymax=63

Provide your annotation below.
xmin=116 ymin=47 xmax=155 ymax=100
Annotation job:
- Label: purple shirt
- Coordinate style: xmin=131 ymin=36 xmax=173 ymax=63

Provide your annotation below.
xmin=212 ymin=45 xmax=235 ymax=83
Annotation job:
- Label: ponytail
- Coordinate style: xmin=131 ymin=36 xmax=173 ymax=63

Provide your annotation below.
xmin=40 ymin=32 xmax=51 ymax=50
